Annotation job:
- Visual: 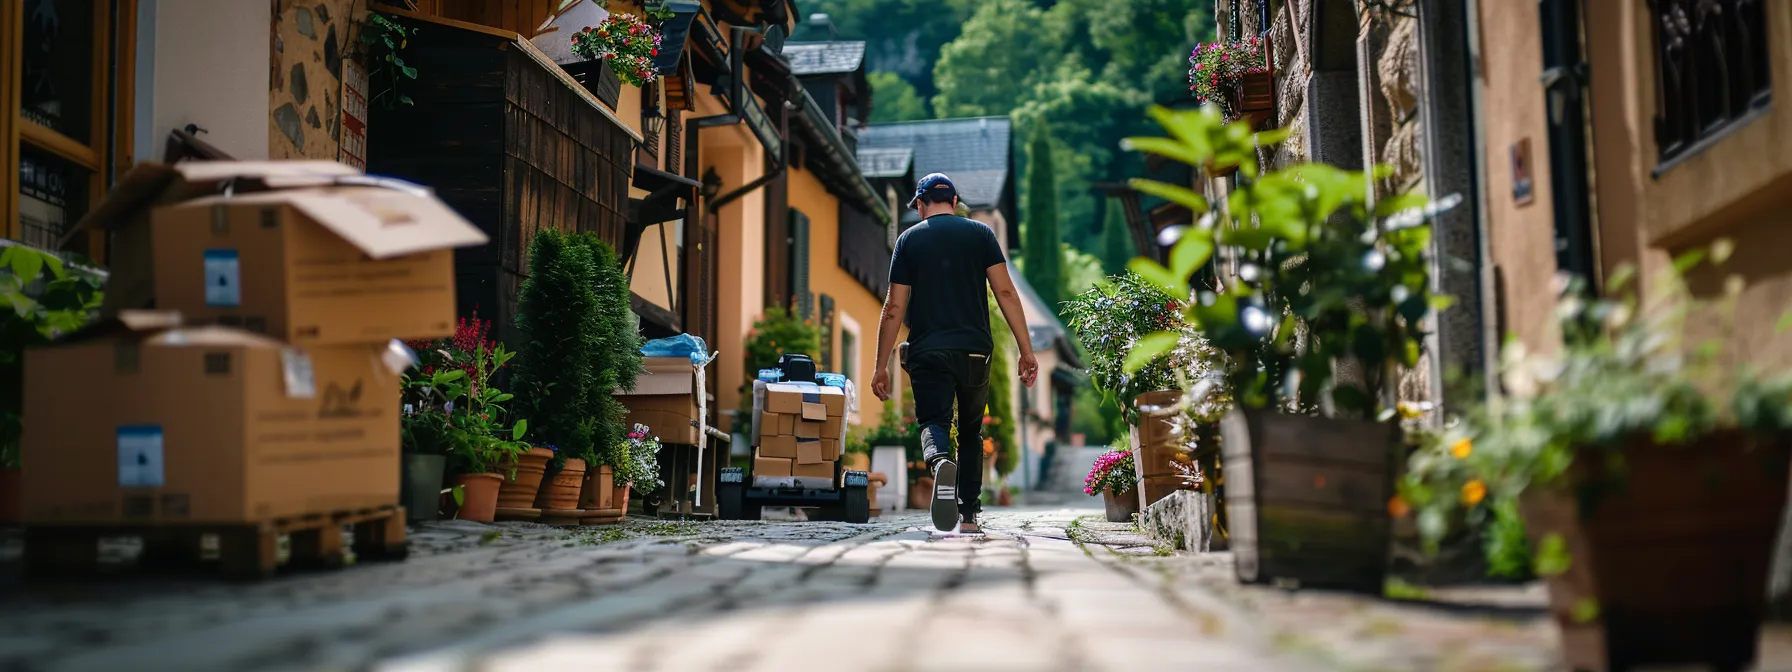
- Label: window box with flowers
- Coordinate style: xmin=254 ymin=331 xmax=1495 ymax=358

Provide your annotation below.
xmin=567 ymin=9 xmax=667 ymax=107
xmin=1398 ymin=242 xmax=1792 ymax=672
xmin=1188 ymin=37 xmax=1274 ymax=129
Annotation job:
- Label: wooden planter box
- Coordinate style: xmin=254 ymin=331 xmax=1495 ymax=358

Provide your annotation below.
xmin=1521 ymin=432 xmax=1791 ymax=672
xmin=564 ymin=60 xmax=623 ymax=108
xmin=1226 ymin=68 xmax=1276 ymax=130
xmin=1131 ymin=390 xmax=1194 ymax=512
xmin=1220 ymin=407 xmax=1397 ymax=593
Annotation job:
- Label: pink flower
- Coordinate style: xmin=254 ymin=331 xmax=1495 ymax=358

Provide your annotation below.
xmin=1221 ymin=54 xmax=1229 ymax=62
xmin=1194 ymin=63 xmax=1204 ymax=71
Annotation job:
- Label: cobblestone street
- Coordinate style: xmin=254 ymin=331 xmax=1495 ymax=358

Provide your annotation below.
xmin=2 ymin=506 xmax=1790 ymax=672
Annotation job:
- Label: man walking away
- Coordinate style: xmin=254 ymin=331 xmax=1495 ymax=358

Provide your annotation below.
xmin=871 ymin=173 xmax=1038 ymax=534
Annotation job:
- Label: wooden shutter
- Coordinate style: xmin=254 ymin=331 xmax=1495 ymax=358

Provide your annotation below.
xmin=791 ymin=209 xmax=812 ymax=318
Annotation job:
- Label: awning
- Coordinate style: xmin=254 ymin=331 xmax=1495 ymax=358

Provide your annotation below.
xmin=653 ymin=1 xmax=701 ymax=74
xmin=623 ymin=164 xmax=701 ymax=264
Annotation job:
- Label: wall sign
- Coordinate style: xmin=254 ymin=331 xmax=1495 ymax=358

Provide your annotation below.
xmin=1511 ymin=138 xmax=1534 ymax=206
xmin=339 ymin=61 xmax=370 ymax=170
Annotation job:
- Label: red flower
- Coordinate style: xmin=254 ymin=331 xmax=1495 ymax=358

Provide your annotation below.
xmin=651 ymin=48 xmax=658 ymax=56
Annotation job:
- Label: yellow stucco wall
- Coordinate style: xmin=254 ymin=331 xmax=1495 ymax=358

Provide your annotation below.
xmin=789 ymin=165 xmax=890 ymax=428
xmin=1581 ymin=2 xmax=1792 ymax=369
xmin=1474 ymin=0 xmax=1561 ymax=356
xmin=696 ymin=89 xmax=767 ymax=429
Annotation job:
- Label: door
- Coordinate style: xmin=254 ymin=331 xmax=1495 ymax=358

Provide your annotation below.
xmin=1539 ymin=0 xmax=1598 ymax=289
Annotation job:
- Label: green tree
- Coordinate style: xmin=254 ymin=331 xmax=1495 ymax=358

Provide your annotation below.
xmin=512 ymin=229 xmax=602 ymax=466
xmin=801 ymin=0 xmax=978 ymax=100
xmin=929 ymin=0 xmax=1060 ymax=118
xmin=1023 ymin=120 xmax=1064 ymax=311
xmin=987 ymin=295 xmax=1020 ymax=479
xmin=1100 ymin=200 xmax=1136 ymax=273
xmin=571 ymin=233 xmax=643 ymax=469
xmin=1061 ymin=242 xmax=1105 ymax=302
xmin=867 ymin=71 xmax=927 ymax=122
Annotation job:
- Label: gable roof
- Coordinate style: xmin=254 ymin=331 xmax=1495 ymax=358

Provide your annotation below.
xmin=781 ymin=41 xmax=866 ymax=76
xmin=859 ymin=117 xmax=1012 ymax=210
xmin=856 ymin=146 xmax=913 ymax=179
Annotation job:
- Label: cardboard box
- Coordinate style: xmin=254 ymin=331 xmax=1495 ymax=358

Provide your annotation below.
xmin=796 ymin=438 xmax=825 ymax=465
xmin=618 ymin=358 xmax=701 ymax=444
xmin=622 ymin=407 xmax=696 ymax=445
xmin=821 ymin=438 xmax=842 ymax=461
xmin=794 ymin=418 xmax=822 ymax=439
xmin=67 ymin=161 xmax=368 ymax=319
xmin=754 ymin=456 xmax=793 ymax=477
xmin=821 ymin=415 xmax=845 ymax=440
xmin=149 ymin=178 xmax=486 ymax=346
xmin=801 ymin=401 xmax=827 ymax=421
xmin=760 ymin=435 xmax=798 ymax=459
xmin=21 ymin=318 xmax=402 ymax=525
xmin=758 ymin=412 xmax=794 ymax=438
xmin=792 ymin=460 xmax=834 ymax=479
xmin=763 ymin=383 xmax=847 ymax=416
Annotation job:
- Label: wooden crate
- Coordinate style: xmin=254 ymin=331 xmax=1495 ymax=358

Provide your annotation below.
xmin=23 ymin=505 xmax=408 ymax=581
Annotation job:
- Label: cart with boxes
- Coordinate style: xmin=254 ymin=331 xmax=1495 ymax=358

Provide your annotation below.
xmin=715 ymin=354 xmax=871 ymax=523
xmin=17 ymin=161 xmax=486 ymax=579
xmin=615 ymin=344 xmax=726 ymax=519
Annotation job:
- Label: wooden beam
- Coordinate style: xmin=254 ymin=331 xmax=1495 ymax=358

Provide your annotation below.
xmin=20 ymin=122 xmax=103 ymax=171
xmin=2 ymin=0 xmax=18 ymax=241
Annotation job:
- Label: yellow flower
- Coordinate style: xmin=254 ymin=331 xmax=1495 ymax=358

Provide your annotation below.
xmin=1461 ymin=479 xmax=1487 ymax=507
xmin=1450 ymin=438 xmax=1473 ymax=459
xmin=1397 ymin=402 xmax=1423 ymax=419
xmin=1387 ymin=496 xmax=1410 ymax=518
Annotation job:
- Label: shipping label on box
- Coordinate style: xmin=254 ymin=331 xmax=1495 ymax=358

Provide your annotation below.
xmin=760 ymin=435 xmax=797 ymax=459
xmin=116 ymin=425 xmax=166 ymax=488
xmin=754 ymin=456 xmax=794 ymax=477
xmin=794 ymin=419 xmax=822 ymax=439
xmin=796 ymin=438 xmax=824 ymax=465
xmin=792 ymin=460 xmax=834 ymax=478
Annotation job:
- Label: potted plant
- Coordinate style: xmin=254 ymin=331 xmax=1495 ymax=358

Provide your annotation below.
xmin=0 ymin=245 xmax=103 ymax=524
xmin=1188 ymin=37 xmax=1273 ymax=128
xmin=400 ymin=370 xmax=453 ymax=522
xmin=413 ymin=315 xmax=531 ymax=523
xmin=512 ymin=228 xmax=605 ymax=517
xmin=1086 ymin=445 xmax=1140 ymax=522
xmin=1065 ymin=272 xmax=1232 ymax=512
xmin=1398 ymin=244 xmax=1792 ymax=672
xmin=567 ymin=8 xmax=665 ymax=106
xmin=616 ymin=423 xmax=664 ymax=514
xmin=1122 ymin=104 xmax=1445 ymax=592
xmin=567 ymin=233 xmax=643 ymax=523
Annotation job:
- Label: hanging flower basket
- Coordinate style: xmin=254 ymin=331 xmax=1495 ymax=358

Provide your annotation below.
xmin=570 ymin=12 xmax=664 ymax=89
xmin=1188 ymin=36 xmax=1274 ymax=128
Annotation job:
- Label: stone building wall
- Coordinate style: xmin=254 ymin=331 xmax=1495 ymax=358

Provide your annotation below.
xmin=269 ymin=0 xmax=372 ymax=161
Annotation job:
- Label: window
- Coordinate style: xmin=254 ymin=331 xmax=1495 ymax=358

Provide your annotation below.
xmin=1650 ymin=0 xmax=1771 ymax=163
xmin=840 ymin=323 xmax=857 ymax=383
xmin=5 ymin=0 xmax=132 ymax=258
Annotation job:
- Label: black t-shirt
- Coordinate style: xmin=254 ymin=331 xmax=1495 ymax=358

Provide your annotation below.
xmin=888 ymin=214 xmax=1009 ymax=355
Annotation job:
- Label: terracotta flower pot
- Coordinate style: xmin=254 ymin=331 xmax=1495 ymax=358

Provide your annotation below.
xmin=534 ymin=458 xmax=586 ymax=512
xmin=454 ymin=473 xmax=503 ymax=523
xmin=0 ymin=467 xmax=20 ymax=524
xmin=579 ymin=465 xmax=622 ymax=511
xmin=1520 ymin=432 xmax=1791 ymax=672
xmin=1103 ymin=488 xmax=1140 ymax=523
xmin=909 ymin=475 xmax=934 ymax=510
xmin=497 ymin=447 xmax=555 ymax=509
xmin=616 ymin=484 xmax=632 ymax=514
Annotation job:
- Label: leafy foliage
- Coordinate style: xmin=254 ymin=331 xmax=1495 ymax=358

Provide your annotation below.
xmin=579 ymin=234 xmax=643 ymax=469
xmin=1100 ymin=200 xmax=1135 ymax=275
xmin=1063 ymin=271 xmax=1229 ymax=421
xmin=867 ymin=71 xmax=928 ymax=123
xmin=361 ymin=13 xmax=418 ymax=108
xmin=618 ymin=423 xmax=664 ymax=493
xmin=1397 ymin=241 xmax=1792 ymax=558
xmin=511 ymin=229 xmax=602 ymax=466
xmin=1120 ymin=105 xmax=1443 ymax=419
xmin=0 ymin=245 xmax=103 ymax=468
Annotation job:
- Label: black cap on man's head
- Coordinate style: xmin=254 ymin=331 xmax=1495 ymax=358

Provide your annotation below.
xmin=909 ymin=173 xmax=958 ymax=207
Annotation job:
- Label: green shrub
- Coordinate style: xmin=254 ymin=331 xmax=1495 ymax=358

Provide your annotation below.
xmin=987 ymin=294 xmax=1020 ymax=477
xmin=0 ymin=246 xmax=103 ymax=468
xmin=738 ymin=306 xmax=819 ymax=417
xmin=573 ymin=233 xmax=642 ymax=469
xmin=512 ymin=229 xmax=602 ymax=465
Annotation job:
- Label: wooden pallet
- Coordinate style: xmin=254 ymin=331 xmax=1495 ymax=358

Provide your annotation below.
xmin=22 ymin=504 xmax=409 ymax=580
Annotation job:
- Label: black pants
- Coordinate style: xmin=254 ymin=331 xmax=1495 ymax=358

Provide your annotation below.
xmin=902 ymin=347 xmax=991 ymax=519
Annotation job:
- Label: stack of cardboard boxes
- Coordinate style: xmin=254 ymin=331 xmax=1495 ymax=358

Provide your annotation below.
xmin=21 ymin=161 xmax=486 ymax=527
xmin=752 ymin=383 xmax=847 ymax=488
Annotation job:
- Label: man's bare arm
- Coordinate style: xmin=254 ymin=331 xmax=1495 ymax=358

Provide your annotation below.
xmin=986 ymin=265 xmax=1039 ymax=386
xmin=871 ymin=283 xmax=911 ymax=400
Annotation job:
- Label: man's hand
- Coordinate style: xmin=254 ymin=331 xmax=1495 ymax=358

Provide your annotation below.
xmin=1018 ymin=351 xmax=1039 ymax=388
xmin=872 ymin=367 xmax=892 ymax=401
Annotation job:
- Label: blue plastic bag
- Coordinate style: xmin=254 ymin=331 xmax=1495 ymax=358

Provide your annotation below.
xmin=640 ymin=334 xmax=709 ymax=364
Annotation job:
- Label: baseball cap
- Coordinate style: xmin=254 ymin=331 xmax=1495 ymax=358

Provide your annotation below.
xmin=908 ymin=173 xmax=957 ymax=207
